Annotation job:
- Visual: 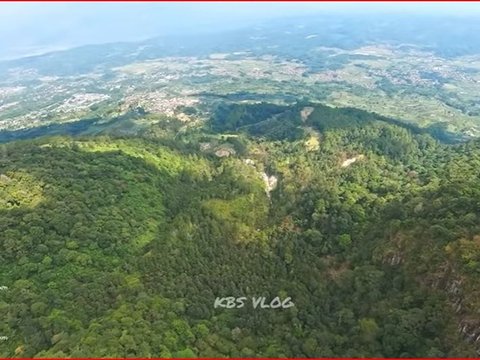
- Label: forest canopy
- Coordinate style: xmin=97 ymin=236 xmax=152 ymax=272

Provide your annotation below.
xmin=1 ymin=103 xmax=480 ymax=357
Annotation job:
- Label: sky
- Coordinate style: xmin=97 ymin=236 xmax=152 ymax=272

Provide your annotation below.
xmin=1 ymin=2 xmax=480 ymax=60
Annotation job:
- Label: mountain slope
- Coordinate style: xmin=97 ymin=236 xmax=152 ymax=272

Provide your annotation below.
xmin=1 ymin=104 xmax=480 ymax=357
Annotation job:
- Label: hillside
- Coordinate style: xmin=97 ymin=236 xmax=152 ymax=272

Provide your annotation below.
xmin=1 ymin=103 xmax=480 ymax=357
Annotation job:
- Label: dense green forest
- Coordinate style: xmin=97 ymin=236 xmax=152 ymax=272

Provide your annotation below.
xmin=1 ymin=102 xmax=480 ymax=357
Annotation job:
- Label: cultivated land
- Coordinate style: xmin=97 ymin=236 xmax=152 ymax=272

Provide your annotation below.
xmin=1 ymin=15 xmax=480 ymax=140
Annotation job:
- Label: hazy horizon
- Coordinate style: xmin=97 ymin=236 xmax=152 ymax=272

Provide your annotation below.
xmin=2 ymin=2 xmax=480 ymax=60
